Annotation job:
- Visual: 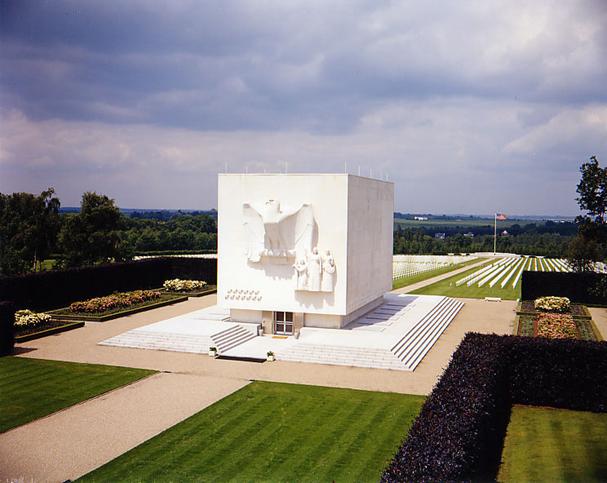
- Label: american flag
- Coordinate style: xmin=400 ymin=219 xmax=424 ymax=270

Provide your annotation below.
xmin=495 ymin=213 xmax=507 ymax=221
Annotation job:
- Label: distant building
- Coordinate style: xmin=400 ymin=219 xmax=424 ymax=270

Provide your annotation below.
xmin=414 ymin=216 xmax=428 ymax=221
xmin=501 ymin=230 xmax=509 ymax=236
xmin=434 ymin=232 xmax=446 ymax=240
xmin=464 ymin=232 xmax=475 ymax=238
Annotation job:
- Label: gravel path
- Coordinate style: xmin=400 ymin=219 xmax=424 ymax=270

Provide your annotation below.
xmin=0 ymin=372 xmax=248 ymax=482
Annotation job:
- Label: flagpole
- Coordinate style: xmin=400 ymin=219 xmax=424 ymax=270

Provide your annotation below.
xmin=493 ymin=213 xmax=497 ymax=256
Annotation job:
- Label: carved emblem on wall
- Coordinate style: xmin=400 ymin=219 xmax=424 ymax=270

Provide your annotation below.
xmin=242 ymin=200 xmax=315 ymax=262
xmin=294 ymin=248 xmax=336 ymax=293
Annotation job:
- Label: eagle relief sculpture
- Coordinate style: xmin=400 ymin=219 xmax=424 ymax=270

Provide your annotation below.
xmin=242 ymin=200 xmax=315 ymax=263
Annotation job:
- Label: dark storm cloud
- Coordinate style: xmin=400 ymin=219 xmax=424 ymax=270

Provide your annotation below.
xmin=1 ymin=0 xmax=606 ymax=213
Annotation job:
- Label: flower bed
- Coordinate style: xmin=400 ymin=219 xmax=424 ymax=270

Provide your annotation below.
xmin=534 ymin=296 xmax=571 ymax=313
xmin=163 ymin=279 xmax=207 ymax=292
xmin=49 ymin=292 xmax=187 ymax=322
xmin=515 ymin=314 xmax=600 ymax=341
xmin=518 ymin=300 xmax=591 ymax=318
xmin=69 ymin=290 xmax=161 ymax=313
xmin=15 ymin=309 xmax=52 ymax=328
xmin=535 ymin=313 xmax=578 ymax=339
xmin=13 ymin=309 xmax=84 ymax=339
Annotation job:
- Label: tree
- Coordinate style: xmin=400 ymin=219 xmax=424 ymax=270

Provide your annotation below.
xmin=567 ymin=235 xmax=600 ymax=272
xmin=0 ymin=188 xmax=61 ymax=275
xmin=576 ymin=156 xmax=607 ymax=224
xmin=569 ymin=156 xmax=607 ymax=270
xmin=58 ymin=192 xmax=132 ymax=267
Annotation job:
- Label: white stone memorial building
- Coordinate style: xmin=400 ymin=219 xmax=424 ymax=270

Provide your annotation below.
xmin=218 ymin=173 xmax=394 ymax=335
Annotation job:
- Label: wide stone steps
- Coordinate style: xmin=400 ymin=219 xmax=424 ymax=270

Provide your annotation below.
xmin=277 ymin=296 xmax=463 ymax=371
xmin=392 ymin=297 xmax=464 ymax=370
xmin=211 ymin=325 xmax=257 ymax=354
xmin=100 ymin=330 xmax=214 ymax=354
xmin=278 ymin=344 xmax=407 ymax=371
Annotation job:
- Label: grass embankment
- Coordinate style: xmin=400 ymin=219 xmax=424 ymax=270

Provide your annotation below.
xmin=411 ymin=260 xmax=522 ymax=300
xmin=0 ymin=357 xmax=155 ymax=433
xmin=80 ymin=381 xmax=425 ymax=482
xmin=392 ymin=258 xmax=482 ymax=291
xmin=499 ymin=405 xmax=607 ymax=482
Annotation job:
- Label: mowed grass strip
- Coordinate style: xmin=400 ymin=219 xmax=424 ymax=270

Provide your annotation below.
xmin=411 ymin=260 xmax=522 ymax=300
xmin=80 ymin=381 xmax=425 ymax=483
xmin=0 ymin=357 xmax=155 ymax=433
xmin=392 ymin=257 xmax=482 ymax=291
xmin=498 ymin=405 xmax=607 ymax=482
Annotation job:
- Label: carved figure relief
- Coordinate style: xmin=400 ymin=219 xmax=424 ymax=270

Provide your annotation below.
xmin=293 ymin=258 xmax=308 ymax=290
xmin=242 ymin=200 xmax=315 ymax=262
xmin=321 ymin=250 xmax=336 ymax=292
xmin=293 ymin=247 xmax=336 ymax=293
xmin=307 ymin=247 xmax=322 ymax=291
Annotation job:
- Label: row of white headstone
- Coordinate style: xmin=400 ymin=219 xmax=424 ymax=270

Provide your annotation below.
xmin=455 ymin=256 xmax=576 ymax=289
xmin=392 ymin=255 xmax=475 ymax=281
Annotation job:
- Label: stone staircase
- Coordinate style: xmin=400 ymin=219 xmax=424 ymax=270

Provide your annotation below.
xmin=277 ymin=296 xmax=463 ymax=371
xmin=391 ymin=296 xmax=464 ymax=370
xmin=278 ymin=344 xmax=406 ymax=370
xmin=211 ymin=325 xmax=257 ymax=353
xmin=100 ymin=322 xmax=258 ymax=355
xmin=100 ymin=330 xmax=214 ymax=354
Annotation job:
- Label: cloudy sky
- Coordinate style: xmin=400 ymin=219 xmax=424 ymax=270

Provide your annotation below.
xmin=1 ymin=0 xmax=606 ymax=214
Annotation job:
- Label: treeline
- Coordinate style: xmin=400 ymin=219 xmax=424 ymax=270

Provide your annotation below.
xmin=394 ymin=228 xmax=573 ymax=257
xmin=395 ymin=220 xmax=577 ymax=238
xmin=0 ymin=189 xmax=216 ymax=276
xmin=122 ymin=215 xmax=216 ymax=252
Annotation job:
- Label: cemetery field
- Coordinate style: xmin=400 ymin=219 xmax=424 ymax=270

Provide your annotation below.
xmin=0 ymin=357 xmax=154 ymax=433
xmin=411 ymin=256 xmax=575 ymax=300
xmin=392 ymin=257 xmax=481 ymax=290
xmin=498 ymin=405 xmax=607 ymax=482
xmin=79 ymin=381 xmax=425 ymax=482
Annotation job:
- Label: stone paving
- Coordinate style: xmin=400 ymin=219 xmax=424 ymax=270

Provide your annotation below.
xmin=97 ymin=294 xmax=464 ymax=371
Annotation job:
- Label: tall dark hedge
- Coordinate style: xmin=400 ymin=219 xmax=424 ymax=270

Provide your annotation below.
xmin=382 ymin=333 xmax=607 ymax=482
xmin=382 ymin=333 xmax=512 ymax=482
xmin=509 ymin=337 xmax=607 ymax=412
xmin=0 ymin=257 xmax=217 ymax=310
xmin=0 ymin=301 xmax=15 ymax=356
xmin=522 ymin=271 xmax=607 ymax=305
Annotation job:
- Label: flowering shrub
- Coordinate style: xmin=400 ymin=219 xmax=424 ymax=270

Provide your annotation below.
xmin=163 ymin=279 xmax=207 ymax=292
xmin=534 ymin=296 xmax=571 ymax=313
xmin=536 ymin=313 xmax=578 ymax=339
xmin=69 ymin=290 xmax=161 ymax=313
xmin=15 ymin=309 xmax=52 ymax=328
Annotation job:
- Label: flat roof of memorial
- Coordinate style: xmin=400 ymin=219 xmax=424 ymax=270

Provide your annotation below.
xmin=218 ymin=172 xmax=393 ymax=184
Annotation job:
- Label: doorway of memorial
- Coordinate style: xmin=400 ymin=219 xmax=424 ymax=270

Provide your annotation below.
xmin=274 ymin=311 xmax=294 ymax=335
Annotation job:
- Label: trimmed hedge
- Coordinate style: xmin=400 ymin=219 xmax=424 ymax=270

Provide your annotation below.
xmin=0 ymin=301 xmax=16 ymax=355
xmin=522 ymin=271 xmax=607 ymax=305
xmin=382 ymin=333 xmax=607 ymax=482
xmin=0 ymin=258 xmax=216 ymax=311
xmin=509 ymin=336 xmax=607 ymax=412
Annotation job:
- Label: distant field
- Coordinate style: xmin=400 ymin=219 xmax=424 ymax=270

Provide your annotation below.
xmin=395 ymin=218 xmax=530 ymax=228
xmin=411 ymin=256 xmax=571 ymax=300
xmin=392 ymin=257 xmax=481 ymax=290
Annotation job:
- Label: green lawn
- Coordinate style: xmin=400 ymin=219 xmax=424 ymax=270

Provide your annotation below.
xmin=80 ymin=381 xmax=425 ymax=482
xmin=499 ymin=405 xmax=607 ymax=482
xmin=0 ymin=357 xmax=155 ymax=433
xmin=392 ymin=257 xmax=481 ymax=290
xmin=410 ymin=260 xmax=523 ymax=299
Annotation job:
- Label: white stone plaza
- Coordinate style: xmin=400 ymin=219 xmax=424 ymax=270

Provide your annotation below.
xmin=101 ymin=173 xmax=464 ymax=370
